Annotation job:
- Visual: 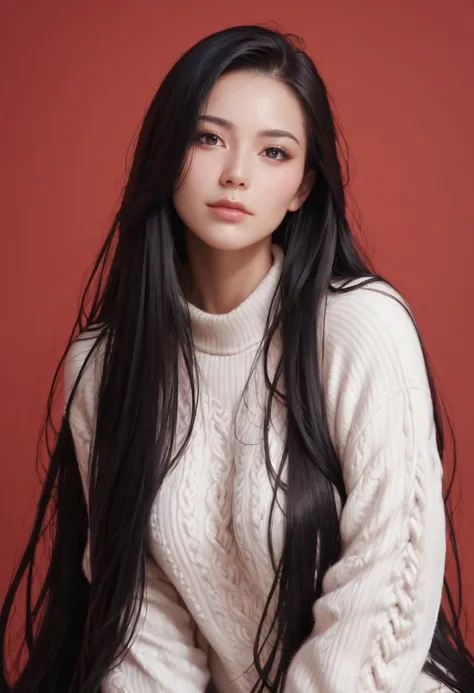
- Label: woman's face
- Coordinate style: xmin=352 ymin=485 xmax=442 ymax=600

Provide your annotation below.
xmin=173 ymin=70 xmax=312 ymax=253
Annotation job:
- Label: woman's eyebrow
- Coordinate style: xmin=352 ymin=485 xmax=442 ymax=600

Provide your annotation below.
xmin=198 ymin=114 xmax=300 ymax=146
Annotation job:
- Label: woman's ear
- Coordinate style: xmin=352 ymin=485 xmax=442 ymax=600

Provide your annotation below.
xmin=288 ymin=169 xmax=316 ymax=212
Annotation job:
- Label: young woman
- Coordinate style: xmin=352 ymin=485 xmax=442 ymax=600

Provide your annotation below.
xmin=1 ymin=23 xmax=473 ymax=693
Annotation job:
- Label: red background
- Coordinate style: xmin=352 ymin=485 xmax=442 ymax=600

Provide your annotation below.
xmin=1 ymin=0 xmax=473 ymax=648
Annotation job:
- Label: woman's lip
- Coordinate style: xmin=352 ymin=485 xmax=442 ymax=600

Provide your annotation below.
xmin=208 ymin=203 xmax=251 ymax=214
xmin=207 ymin=205 xmax=250 ymax=221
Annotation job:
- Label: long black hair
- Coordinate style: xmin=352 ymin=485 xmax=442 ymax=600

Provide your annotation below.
xmin=1 ymin=23 xmax=472 ymax=693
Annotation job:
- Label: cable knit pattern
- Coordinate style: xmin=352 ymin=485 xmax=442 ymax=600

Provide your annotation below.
xmin=64 ymin=243 xmax=449 ymax=693
xmin=359 ymin=393 xmax=427 ymax=691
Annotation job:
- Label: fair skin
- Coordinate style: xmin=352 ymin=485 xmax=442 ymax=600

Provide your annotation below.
xmin=173 ymin=69 xmax=314 ymax=314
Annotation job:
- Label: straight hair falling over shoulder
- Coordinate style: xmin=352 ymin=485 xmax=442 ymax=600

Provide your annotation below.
xmin=1 ymin=23 xmax=473 ymax=693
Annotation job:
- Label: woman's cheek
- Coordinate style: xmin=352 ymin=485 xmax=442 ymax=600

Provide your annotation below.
xmin=262 ymin=176 xmax=299 ymax=214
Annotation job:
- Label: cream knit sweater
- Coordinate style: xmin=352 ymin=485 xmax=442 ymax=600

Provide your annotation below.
xmin=65 ymin=244 xmax=449 ymax=693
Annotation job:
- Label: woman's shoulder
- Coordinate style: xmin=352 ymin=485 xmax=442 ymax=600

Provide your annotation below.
xmin=65 ymin=323 xmax=106 ymax=384
xmin=319 ymin=276 xmax=431 ymax=447
xmin=327 ymin=275 xmax=413 ymax=322
xmin=64 ymin=323 xmax=107 ymax=434
xmin=323 ymin=276 xmax=423 ymax=375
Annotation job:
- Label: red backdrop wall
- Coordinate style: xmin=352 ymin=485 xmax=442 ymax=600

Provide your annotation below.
xmin=1 ymin=0 xmax=473 ymax=648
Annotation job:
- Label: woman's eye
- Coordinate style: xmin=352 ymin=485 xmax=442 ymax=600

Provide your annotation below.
xmin=195 ymin=133 xmax=289 ymax=160
xmin=264 ymin=147 xmax=289 ymax=160
xmin=196 ymin=132 xmax=220 ymax=146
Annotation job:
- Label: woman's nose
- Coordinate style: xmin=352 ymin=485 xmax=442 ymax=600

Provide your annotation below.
xmin=219 ymin=157 xmax=249 ymax=189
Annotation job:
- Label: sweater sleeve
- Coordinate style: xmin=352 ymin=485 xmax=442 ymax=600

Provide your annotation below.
xmin=64 ymin=333 xmax=211 ymax=693
xmin=285 ymin=284 xmax=446 ymax=692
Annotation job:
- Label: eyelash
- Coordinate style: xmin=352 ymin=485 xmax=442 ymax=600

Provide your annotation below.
xmin=194 ymin=130 xmax=290 ymax=161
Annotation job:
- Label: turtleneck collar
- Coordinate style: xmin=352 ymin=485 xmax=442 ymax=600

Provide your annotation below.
xmin=185 ymin=243 xmax=284 ymax=355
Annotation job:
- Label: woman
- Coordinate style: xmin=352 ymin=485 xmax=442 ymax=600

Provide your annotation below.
xmin=1 ymin=23 xmax=473 ymax=693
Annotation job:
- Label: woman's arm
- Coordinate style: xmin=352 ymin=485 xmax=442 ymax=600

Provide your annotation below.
xmin=65 ymin=337 xmax=211 ymax=693
xmin=285 ymin=286 xmax=446 ymax=692
xmin=285 ymin=386 xmax=445 ymax=692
